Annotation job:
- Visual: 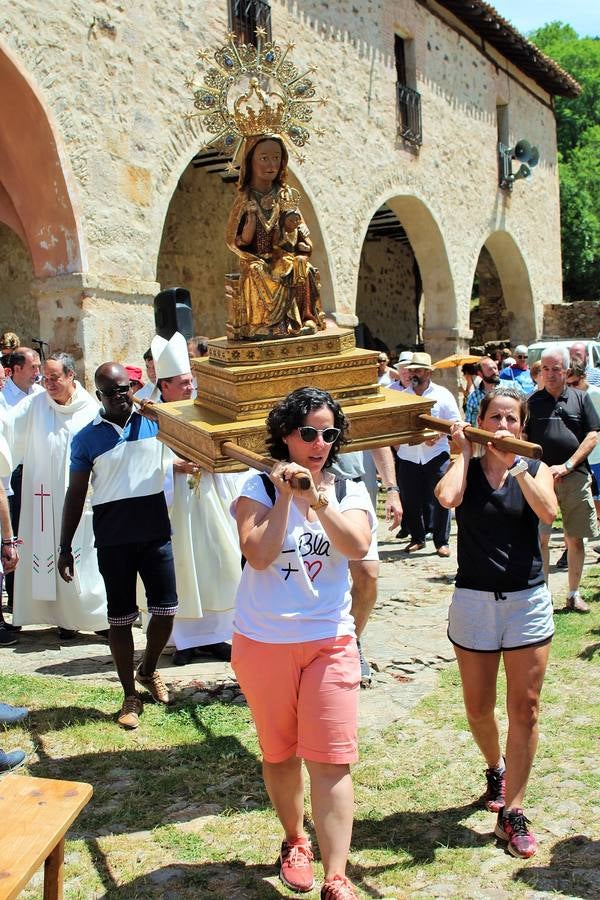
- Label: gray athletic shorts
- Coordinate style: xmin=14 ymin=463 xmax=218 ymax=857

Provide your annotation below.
xmin=448 ymin=584 xmax=553 ymax=652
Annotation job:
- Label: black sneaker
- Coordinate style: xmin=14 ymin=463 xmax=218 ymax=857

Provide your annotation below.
xmin=357 ymin=640 xmax=372 ymax=687
xmin=172 ymin=648 xmax=194 ymax=666
xmin=484 ymin=762 xmax=506 ymax=812
xmin=57 ymin=627 xmax=78 ymax=639
xmin=556 ymin=549 xmax=568 ymax=569
xmin=196 ymin=642 xmax=232 ymax=662
xmin=0 ymin=626 xmax=18 ymax=647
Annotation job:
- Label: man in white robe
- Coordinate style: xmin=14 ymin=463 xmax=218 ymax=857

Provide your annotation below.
xmin=150 ymin=332 xmax=243 ymax=665
xmin=2 ymin=352 xmax=107 ymax=637
xmin=134 ymin=347 xmax=160 ymax=403
xmin=0 ymin=346 xmax=43 ymax=641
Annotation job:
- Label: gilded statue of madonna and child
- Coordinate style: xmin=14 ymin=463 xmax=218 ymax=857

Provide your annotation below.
xmin=187 ymin=30 xmax=330 ymax=341
xmin=225 ymin=134 xmax=325 ymax=341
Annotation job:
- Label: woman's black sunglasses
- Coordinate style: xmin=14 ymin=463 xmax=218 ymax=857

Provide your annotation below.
xmin=297 ymin=426 xmax=340 ymax=444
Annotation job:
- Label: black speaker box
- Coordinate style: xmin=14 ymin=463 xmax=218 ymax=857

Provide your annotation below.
xmin=154 ymin=287 xmax=193 ymax=340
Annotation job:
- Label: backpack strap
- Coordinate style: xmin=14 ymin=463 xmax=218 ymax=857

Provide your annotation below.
xmin=259 ymin=472 xmax=276 ymax=505
xmin=334 ymin=477 xmax=348 ymax=503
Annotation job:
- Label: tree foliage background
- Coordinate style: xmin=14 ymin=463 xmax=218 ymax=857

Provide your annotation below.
xmin=530 ymin=23 xmax=600 ymax=300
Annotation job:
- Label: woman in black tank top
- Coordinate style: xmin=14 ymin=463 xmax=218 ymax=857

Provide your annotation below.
xmin=436 ymin=386 xmax=557 ymax=859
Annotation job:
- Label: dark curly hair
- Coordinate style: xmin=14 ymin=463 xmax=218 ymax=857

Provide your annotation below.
xmin=266 ymin=387 xmax=349 ymax=468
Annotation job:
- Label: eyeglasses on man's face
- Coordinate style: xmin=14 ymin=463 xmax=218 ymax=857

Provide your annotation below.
xmin=515 ymin=354 xmax=528 ymax=360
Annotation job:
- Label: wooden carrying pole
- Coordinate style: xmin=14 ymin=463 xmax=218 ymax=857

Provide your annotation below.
xmin=221 ymin=441 xmax=311 ymax=489
xmin=417 ymin=414 xmax=542 ymax=460
xmin=132 ymin=397 xmax=312 ymax=488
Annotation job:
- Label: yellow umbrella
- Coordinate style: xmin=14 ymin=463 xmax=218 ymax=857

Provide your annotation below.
xmin=433 ymin=353 xmax=482 ymax=369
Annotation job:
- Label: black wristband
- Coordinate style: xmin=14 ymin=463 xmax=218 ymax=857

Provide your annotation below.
xmin=386 ymin=486 xmax=400 ymax=493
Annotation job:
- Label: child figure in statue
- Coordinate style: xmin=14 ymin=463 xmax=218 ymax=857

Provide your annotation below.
xmin=225 ymin=135 xmax=325 ymax=341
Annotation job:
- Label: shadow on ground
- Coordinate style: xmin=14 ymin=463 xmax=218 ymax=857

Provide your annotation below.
xmin=352 ymin=800 xmax=488 ymax=866
xmin=579 ymin=626 xmax=600 ymax=660
xmin=86 ymin=854 xmax=400 ymax=899
xmin=514 ymin=835 xmax=600 ymax=898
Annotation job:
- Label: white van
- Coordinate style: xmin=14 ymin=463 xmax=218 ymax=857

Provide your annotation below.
xmin=527 ymin=339 xmax=600 ymax=369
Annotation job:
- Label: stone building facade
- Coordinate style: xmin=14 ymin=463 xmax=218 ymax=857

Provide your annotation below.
xmin=0 ymin=1 xmax=579 ymax=383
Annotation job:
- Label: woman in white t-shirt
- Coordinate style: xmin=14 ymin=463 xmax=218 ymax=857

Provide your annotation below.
xmin=232 ymin=387 xmax=372 ymax=900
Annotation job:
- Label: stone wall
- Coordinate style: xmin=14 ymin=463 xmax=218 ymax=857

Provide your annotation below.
xmin=356 ymin=237 xmax=420 ymax=352
xmin=543 ymin=301 xmax=600 ymax=340
xmin=470 ymin=246 xmax=510 ymax=346
xmin=0 ymin=223 xmax=38 ymax=345
xmin=157 ymin=166 xmax=232 ymax=338
xmin=0 ymin=0 xmax=565 ymax=377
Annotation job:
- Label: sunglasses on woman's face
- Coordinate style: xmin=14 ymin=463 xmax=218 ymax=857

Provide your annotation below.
xmin=296 ymin=426 xmax=340 ymax=444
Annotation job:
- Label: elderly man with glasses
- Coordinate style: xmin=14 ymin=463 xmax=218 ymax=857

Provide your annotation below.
xmin=528 ymin=347 xmax=600 ymax=613
xmin=1 ymin=352 xmax=107 ymax=642
xmin=499 ymin=345 xmax=535 ymax=395
xmin=59 ymin=363 xmax=178 ymax=729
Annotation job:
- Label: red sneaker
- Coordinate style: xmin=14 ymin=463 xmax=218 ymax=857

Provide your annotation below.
xmin=321 ymin=874 xmax=359 ymax=899
xmin=279 ymin=836 xmax=315 ymax=893
xmin=484 ymin=763 xmax=506 ymax=812
xmin=495 ymin=807 xmax=538 ymax=858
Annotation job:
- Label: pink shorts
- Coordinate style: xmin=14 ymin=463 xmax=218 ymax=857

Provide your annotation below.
xmin=232 ymin=633 xmax=360 ymax=764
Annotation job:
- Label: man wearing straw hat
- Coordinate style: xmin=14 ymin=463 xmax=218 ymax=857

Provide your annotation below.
xmin=395 ymin=352 xmax=461 ymax=557
xmin=389 ymin=351 xmax=413 ymax=391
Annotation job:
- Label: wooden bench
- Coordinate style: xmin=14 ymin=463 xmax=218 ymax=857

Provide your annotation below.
xmin=0 ymin=773 xmax=92 ymax=899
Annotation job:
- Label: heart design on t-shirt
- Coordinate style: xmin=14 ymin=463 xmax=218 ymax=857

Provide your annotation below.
xmin=304 ymin=560 xmax=322 ymax=582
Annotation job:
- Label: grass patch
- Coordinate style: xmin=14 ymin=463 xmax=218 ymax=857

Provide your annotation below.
xmin=2 ymin=575 xmax=599 ymax=897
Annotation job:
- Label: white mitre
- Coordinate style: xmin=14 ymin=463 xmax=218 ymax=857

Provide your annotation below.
xmin=151 ymin=332 xmax=190 ymax=380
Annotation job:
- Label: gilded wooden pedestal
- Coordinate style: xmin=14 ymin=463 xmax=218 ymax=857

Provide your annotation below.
xmin=151 ymin=326 xmax=434 ymax=470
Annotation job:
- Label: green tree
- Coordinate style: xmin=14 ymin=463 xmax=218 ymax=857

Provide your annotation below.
xmin=530 ymin=23 xmax=600 ymax=298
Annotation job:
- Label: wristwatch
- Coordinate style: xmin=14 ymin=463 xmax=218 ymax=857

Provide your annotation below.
xmin=310 ymin=492 xmax=329 ymax=511
xmin=508 ymin=459 xmax=528 ymax=478
xmin=564 ymin=460 xmax=574 ymax=472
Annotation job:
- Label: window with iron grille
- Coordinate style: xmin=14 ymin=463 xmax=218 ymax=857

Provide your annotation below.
xmin=395 ymin=35 xmax=422 ymax=146
xmin=229 ymin=0 xmax=272 ymax=44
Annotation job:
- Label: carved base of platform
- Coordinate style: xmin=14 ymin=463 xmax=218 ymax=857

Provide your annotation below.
xmin=152 ymin=325 xmax=434 ymax=472
xmin=193 ymin=327 xmax=380 ymax=421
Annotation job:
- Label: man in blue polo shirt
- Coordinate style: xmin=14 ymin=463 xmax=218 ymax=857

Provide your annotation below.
xmin=58 ymin=363 xmax=178 ymax=729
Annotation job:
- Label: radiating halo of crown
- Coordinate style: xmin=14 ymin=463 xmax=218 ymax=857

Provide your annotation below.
xmin=184 ymin=28 xmax=328 ymax=166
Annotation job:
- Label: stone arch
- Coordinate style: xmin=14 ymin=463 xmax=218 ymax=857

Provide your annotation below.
xmin=0 ymin=41 xmax=84 ymax=278
xmin=0 ymin=223 xmax=38 ymax=343
xmin=356 ymin=193 xmax=456 ymax=355
xmin=155 ymin=153 xmax=335 ymax=337
xmin=472 ymin=231 xmax=535 ymax=345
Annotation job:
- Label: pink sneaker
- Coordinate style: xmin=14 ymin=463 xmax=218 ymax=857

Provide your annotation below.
xmin=321 ymin=874 xmax=359 ymax=899
xmin=279 ymin=836 xmax=315 ymax=892
xmin=484 ymin=763 xmax=506 ymax=812
xmin=495 ymin=807 xmax=538 ymax=858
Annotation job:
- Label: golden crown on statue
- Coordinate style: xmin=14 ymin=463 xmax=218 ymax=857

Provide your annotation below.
xmin=184 ymin=27 xmax=328 ymax=165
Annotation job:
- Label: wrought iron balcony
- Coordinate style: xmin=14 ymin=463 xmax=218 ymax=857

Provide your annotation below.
xmin=397 ymin=84 xmax=422 ymax=147
xmin=229 ymin=0 xmax=272 ymax=44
